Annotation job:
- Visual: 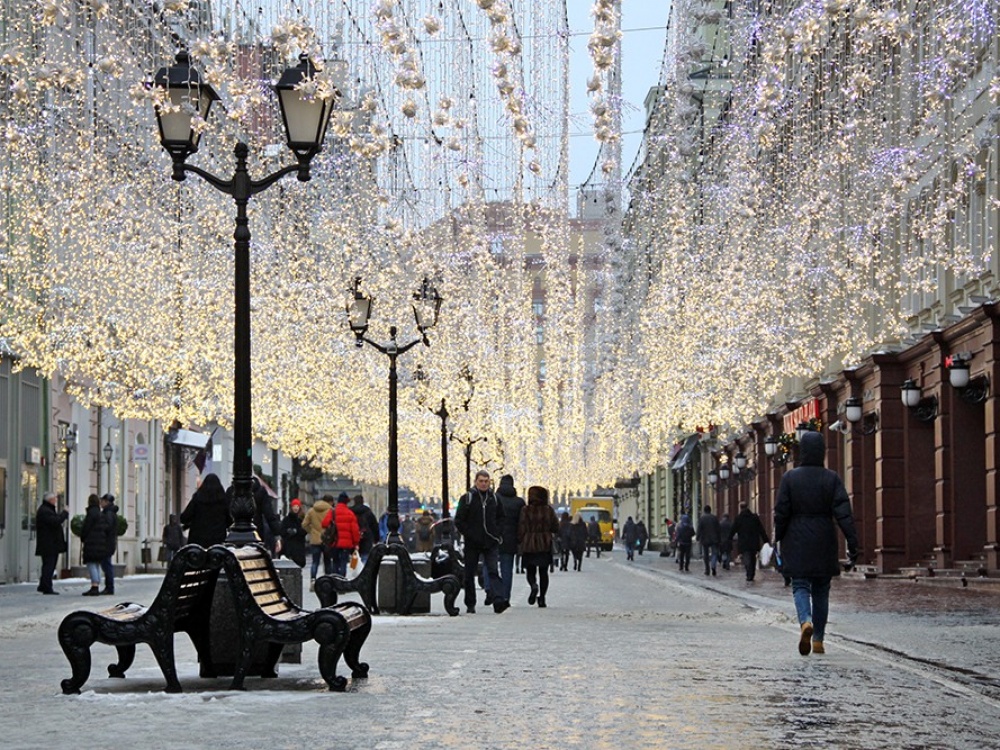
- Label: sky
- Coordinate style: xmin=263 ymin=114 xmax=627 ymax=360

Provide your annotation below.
xmin=566 ymin=3 xmax=671 ymax=194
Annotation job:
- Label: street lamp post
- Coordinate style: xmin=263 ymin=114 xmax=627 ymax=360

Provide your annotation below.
xmin=103 ymin=440 xmax=113 ymax=495
xmin=151 ymin=51 xmax=338 ymax=544
xmin=61 ymin=426 xmax=77 ymax=575
xmin=348 ymin=277 xmax=442 ymax=545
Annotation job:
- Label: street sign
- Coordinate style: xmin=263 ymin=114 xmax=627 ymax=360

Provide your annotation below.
xmin=132 ymin=444 xmax=150 ymax=463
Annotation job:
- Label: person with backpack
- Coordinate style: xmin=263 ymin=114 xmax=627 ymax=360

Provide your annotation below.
xmin=302 ymin=495 xmax=334 ymax=589
xmin=414 ymin=509 xmax=435 ymax=553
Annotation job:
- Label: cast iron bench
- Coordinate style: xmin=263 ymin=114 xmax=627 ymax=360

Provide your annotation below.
xmin=58 ymin=544 xmax=224 ymax=694
xmin=223 ymin=544 xmax=371 ymax=691
xmin=315 ymin=542 xmax=461 ymax=616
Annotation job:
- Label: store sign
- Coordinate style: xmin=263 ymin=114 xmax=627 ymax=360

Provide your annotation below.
xmin=783 ymin=399 xmax=820 ymax=434
xmin=132 ymin=444 xmax=150 ymax=463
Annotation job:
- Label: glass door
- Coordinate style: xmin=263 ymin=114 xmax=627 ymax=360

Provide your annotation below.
xmin=18 ymin=467 xmax=38 ymax=583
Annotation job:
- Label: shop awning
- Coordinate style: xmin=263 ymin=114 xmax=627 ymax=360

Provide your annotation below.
xmin=669 ymin=434 xmax=700 ymax=471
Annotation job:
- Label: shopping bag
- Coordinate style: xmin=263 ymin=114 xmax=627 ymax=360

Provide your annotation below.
xmin=758 ymin=542 xmax=774 ymax=568
xmin=346 ymin=551 xmax=361 ymax=580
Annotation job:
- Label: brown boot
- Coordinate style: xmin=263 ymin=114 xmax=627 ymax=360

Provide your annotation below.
xmin=811 ymin=641 xmax=825 ymax=654
xmin=798 ymin=622 xmax=814 ymax=655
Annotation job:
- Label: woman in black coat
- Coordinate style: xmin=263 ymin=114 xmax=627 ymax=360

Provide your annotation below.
xmin=80 ymin=494 xmax=109 ymax=596
xmin=568 ymin=513 xmax=588 ymax=571
xmin=180 ymin=473 xmax=231 ymax=548
xmin=774 ymin=431 xmax=859 ymax=656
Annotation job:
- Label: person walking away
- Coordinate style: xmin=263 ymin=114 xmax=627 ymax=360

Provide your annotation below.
xmin=180 ymin=473 xmax=231 ymax=547
xmin=518 ymin=485 xmax=559 ymax=607
xmin=454 ymin=470 xmax=507 ymax=613
xmin=495 ymin=474 xmax=525 ymax=606
xmin=302 ymin=495 xmax=334 ymax=588
xmin=696 ymin=505 xmax=721 ymax=576
xmin=279 ymin=499 xmax=307 ymax=567
xmin=569 ymin=512 xmax=588 ymax=571
xmin=557 ymin=512 xmax=572 ymax=571
xmin=98 ymin=494 xmax=119 ymax=595
xmin=161 ymin=514 xmax=185 ymax=565
xmin=586 ymin=515 xmax=602 ymax=558
xmin=324 ymin=493 xmax=361 ymax=576
xmin=674 ymin=514 xmax=694 ymax=572
xmin=774 ymin=431 xmax=859 ymax=656
xmin=636 ymin=519 xmax=649 ymax=555
xmin=661 ymin=517 xmax=676 ymax=558
xmin=351 ymin=494 xmax=380 ymax=563
xmin=415 ymin=510 xmax=436 ymax=553
xmin=718 ymin=513 xmax=733 ymax=570
xmin=728 ymin=502 xmax=769 ymax=582
xmin=36 ymin=491 xmax=68 ymax=594
xmin=621 ymin=516 xmax=637 ymax=562
xmin=80 ymin=494 xmax=110 ymax=596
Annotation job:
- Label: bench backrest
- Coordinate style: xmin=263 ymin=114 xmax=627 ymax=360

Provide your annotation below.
xmin=151 ymin=544 xmax=222 ymax=623
xmin=231 ymin=546 xmax=294 ymax=618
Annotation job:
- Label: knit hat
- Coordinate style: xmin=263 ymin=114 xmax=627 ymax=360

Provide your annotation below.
xmin=290 ymin=498 xmax=301 ymax=509
xmin=337 ymin=492 xmax=350 ymax=504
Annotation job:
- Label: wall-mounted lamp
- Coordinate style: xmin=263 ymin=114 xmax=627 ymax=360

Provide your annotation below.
xmin=718 ymin=463 xmax=731 ymax=481
xmin=707 ymin=469 xmax=718 ymax=486
xmin=734 ymin=452 xmax=747 ymax=470
xmin=901 ymin=378 xmax=937 ymax=422
xmin=795 ymin=421 xmax=810 ymax=442
xmin=946 ymin=353 xmax=989 ymax=404
xmin=842 ymin=397 xmax=878 ymax=435
xmin=764 ymin=435 xmax=791 ymax=465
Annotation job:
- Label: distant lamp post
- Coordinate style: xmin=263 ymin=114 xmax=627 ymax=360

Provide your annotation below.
xmin=61 ymin=426 xmax=77 ymax=573
xmin=348 ymin=276 xmax=442 ymax=544
xmin=151 ymin=50 xmax=338 ymax=544
xmin=103 ymin=441 xmax=113 ymax=495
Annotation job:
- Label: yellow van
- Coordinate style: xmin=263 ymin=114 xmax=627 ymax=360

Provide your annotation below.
xmin=570 ymin=497 xmax=614 ymax=550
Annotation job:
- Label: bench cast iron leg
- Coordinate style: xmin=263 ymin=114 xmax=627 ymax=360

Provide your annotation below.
xmin=58 ymin=619 xmax=95 ymax=695
xmin=107 ymin=644 xmax=136 ymax=678
xmin=342 ymin=620 xmax=371 ymax=679
xmin=150 ymin=638 xmax=183 ymax=693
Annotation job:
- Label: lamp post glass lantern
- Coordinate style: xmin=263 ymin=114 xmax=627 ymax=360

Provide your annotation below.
xmin=151 ymin=51 xmax=336 ymax=544
xmin=845 ymin=397 xmax=863 ymax=423
xmin=348 ymin=278 xmax=441 ymax=544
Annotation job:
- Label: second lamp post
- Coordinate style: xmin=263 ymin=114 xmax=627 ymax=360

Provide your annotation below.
xmin=348 ymin=277 xmax=442 ymax=545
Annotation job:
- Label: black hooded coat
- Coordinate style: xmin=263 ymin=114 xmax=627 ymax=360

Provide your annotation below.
xmin=495 ymin=475 xmax=525 ymax=555
xmin=774 ymin=431 xmax=859 ymax=577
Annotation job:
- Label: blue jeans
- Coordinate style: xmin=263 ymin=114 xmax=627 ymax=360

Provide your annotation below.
xmin=498 ymin=552 xmax=515 ymax=603
xmin=310 ymin=544 xmax=332 ymax=579
xmin=702 ymin=544 xmax=718 ymax=573
xmin=792 ymin=576 xmax=832 ymax=641
xmin=463 ymin=545 xmax=499 ymax=610
xmin=332 ymin=548 xmax=352 ymax=576
xmin=101 ymin=556 xmax=115 ymax=592
xmin=86 ymin=561 xmax=101 ymax=586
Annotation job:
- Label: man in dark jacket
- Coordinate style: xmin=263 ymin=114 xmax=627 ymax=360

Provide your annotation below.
xmin=454 ymin=470 xmax=507 ymax=613
xmin=696 ymin=505 xmax=721 ymax=576
xmin=495 ymin=474 xmax=525 ymax=607
xmin=35 ymin=491 xmax=68 ymax=594
xmin=728 ymin=502 xmax=769 ymax=582
xmin=351 ymin=495 xmax=380 ymax=563
xmin=774 ymin=431 xmax=859 ymax=656
xmin=99 ymin=494 xmax=118 ymax=595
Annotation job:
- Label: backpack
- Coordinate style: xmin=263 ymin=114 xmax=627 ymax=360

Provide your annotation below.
xmin=321 ymin=512 xmax=339 ymax=548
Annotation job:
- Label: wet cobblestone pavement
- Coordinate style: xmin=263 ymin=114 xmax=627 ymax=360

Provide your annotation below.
xmin=2 ymin=549 xmax=999 ymax=749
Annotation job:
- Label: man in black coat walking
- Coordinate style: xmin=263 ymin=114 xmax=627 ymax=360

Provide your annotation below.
xmin=351 ymin=495 xmax=380 ymax=563
xmin=35 ymin=491 xmax=68 ymax=594
xmin=454 ymin=470 xmax=507 ymax=614
xmin=696 ymin=505 xmax=721 ymax=576
xmin=728 ymin=502 xmax=769 ymax=582
xmin=774 ymin=431 xmax=859 ymax=656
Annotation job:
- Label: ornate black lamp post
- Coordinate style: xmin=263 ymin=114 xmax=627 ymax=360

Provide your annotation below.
xmin=151 ymin=51 xmax=338 ymax=544
xmin=61 ymin=426 xmax=77 ymax=574
xmin=348 ymin=276 xmax=442 ymax=544
xmin=102 ymin=440 xmax=113 ymax=495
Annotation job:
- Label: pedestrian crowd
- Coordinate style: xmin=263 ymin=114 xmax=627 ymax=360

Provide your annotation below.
xmin=35 ymin=431 xmax=860 ymax=658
